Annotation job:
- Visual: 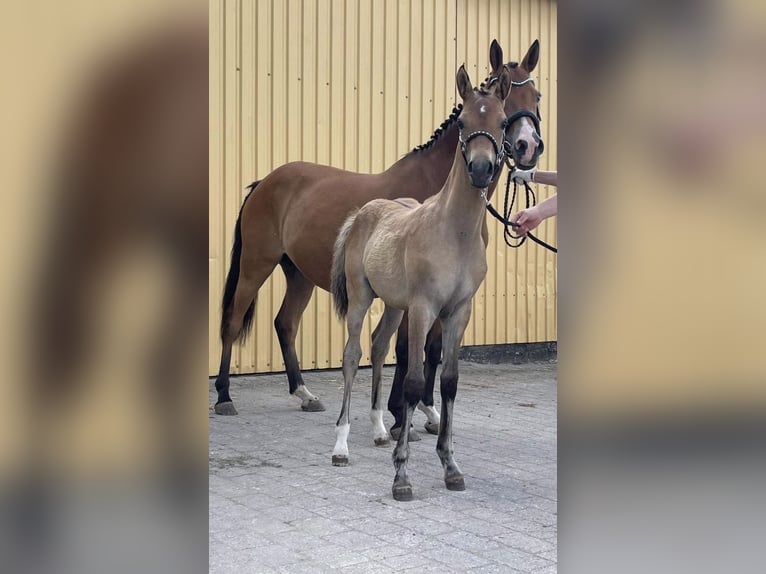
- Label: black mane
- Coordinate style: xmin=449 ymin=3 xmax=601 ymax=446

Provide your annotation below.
xmin=410 ymin=104 xmax=464 ymax=153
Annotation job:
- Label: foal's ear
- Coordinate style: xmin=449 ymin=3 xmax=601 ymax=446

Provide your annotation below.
xmin=456 ymin=64 xmax=473 ymax=100
xmin=489 ymin=39 xmax=504 ymax=75
xmin=495 ymin=66 xmax=512 ymax=102
xmin=521 ymin=39 xmax=540 ymax=73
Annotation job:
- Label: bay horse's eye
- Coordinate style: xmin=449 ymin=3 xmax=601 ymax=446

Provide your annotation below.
xmin=457 ymin=119 xmax=464 ymax=129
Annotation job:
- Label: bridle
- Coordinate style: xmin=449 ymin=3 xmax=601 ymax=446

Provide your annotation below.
xmin=503 ymin=76 xmax=543 ymax=158
xmin=478 ymin=75 xmax=558 ymax=253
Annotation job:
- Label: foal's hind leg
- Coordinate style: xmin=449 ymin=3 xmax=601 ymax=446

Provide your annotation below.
xmin=215 ymin=258 xmax=278 ymax=415
xmin=332 ymin=288 xmax=374 ymax=466
xmin=275 ymin=256 xmax=324 ymax=412
xmin=436 ymin=302 xmax=473 ymax=491
xmin=370 ymin=305 xmax=404 ymax=446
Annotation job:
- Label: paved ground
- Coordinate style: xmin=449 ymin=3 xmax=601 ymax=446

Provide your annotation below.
xmin=210 ymin=361 xmax=557 ymax=573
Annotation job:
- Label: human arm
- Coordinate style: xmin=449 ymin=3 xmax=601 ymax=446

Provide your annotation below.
xmin=511 ymin=168 xmax=558 ymax=187
xmin=509 ymin=194 xmax=557 ymax=235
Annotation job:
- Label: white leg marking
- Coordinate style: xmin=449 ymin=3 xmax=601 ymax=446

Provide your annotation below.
xmin=370 ymin=409 xmax=389 ymax=443
xmin=417 ymin=401 xmax=441 ymax=425
xmin=332 ymin=423 xmax=350 ymax=457
xmin=294 ymin=385 xmax=318 ymax=402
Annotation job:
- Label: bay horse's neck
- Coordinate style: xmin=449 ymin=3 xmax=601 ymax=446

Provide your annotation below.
xmin=384 ymin=123 xmax=460 ymax=197
xmin=436 ymin=151 xmax=490 ymax=237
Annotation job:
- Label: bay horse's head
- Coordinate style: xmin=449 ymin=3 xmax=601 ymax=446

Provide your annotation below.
xmin=456 ymin=64 xmax=512 ymax=189
xmin=487 ymin=39 xmax=544 ymax=170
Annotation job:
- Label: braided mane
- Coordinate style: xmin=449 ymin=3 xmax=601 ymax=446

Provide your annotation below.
xmin=408 ymin=62 xmax=521 ymax=155
xmin=409 ymin=104 xmax=464 ymax=153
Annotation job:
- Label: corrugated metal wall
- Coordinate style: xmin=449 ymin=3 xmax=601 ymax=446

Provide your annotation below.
xmin=210 ymin=0 xmax=557 ymax=375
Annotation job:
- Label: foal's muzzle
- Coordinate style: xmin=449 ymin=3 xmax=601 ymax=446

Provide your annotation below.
xmin=467 ymin=159 xmax=494 ymax=189
xmin=459 ymin=129 xmax=506 ymax=188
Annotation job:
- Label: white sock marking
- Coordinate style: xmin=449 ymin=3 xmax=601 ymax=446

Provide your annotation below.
xmin=417 ymin=401 xmax=441 ymax=425
xmin=294 ymin=385 xmax=317 ymax=402
xmin=332 ymin=423 xmax=350 ymax=457
xmin=370 ymin=409 xmax=388 ymax=441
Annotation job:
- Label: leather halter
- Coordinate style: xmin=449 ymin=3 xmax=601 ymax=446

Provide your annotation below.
xmin=458 ymin=128 xmax=507 ymax=182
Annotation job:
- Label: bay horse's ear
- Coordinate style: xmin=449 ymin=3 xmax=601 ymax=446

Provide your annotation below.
xmin=456 ymin=64 xmax=472 ymax=100
xmin=489 ymin=39 xmax=504 ymax=75
xmin=495 ymin=66 xmax=512 ymax=102
xmin=521 ymin=39 xmax=540 ymax=73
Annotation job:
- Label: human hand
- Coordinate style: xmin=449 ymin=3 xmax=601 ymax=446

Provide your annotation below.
xmin=510 ymin=205 xmax=543 ymax=235
xmin=511 ymin=168 xmax=536 ymax=184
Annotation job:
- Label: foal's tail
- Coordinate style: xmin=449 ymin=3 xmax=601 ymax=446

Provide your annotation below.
xmin=220 ymin=181 xmax=259 ymax=343
xmin=330 ymin=211 xmax=359 ymax=320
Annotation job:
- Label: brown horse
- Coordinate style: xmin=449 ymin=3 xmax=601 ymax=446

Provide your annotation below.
xmin=214 ymin=39 xmax=544 ymax=420
xmin=330 ymin=64 xmax=512 ymax=500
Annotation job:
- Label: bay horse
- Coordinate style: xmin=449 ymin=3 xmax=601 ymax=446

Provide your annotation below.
xmin=330 ymin=64 xmax=512 ymax=500
xmin=214 ymin=40 xmax=544 ymax=425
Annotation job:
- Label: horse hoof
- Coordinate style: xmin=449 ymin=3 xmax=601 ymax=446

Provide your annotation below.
xmin=214 ymin=401 xmax=238 ymax=416
xmin=331 ymin=455 xmax=349 ymax=466
xmin=374 ymin=436 xmax=390 ymax=447
xmin=389 ymin=426 xmax=421 ymax=442
xmin=445 ymin=476 xmax=466 ymax=491
xmin=301 ymin=398 xmax=326 ymax=412
xmin=424 ymin=420 xmax=439 ymax=435
xmin=392 ymin=484 xmax=413 ymax=501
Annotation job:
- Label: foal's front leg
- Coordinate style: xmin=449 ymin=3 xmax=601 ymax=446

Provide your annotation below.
xmin=436 ymin=302 xmax=473 ymax=491
xmin=392 ymin=302 xmax=436 ymax=501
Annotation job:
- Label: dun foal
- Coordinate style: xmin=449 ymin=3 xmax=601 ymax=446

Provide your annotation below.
xmin=330 ymin=65 xmax=512 ymax=500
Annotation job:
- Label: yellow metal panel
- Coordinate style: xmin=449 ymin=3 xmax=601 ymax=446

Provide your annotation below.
xmin=210 ymin=0 xmax=557 ymax=375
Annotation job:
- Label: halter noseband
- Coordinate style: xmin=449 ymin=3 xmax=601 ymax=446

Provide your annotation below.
xmin=458 ymin=128 xmax=507 ymax=183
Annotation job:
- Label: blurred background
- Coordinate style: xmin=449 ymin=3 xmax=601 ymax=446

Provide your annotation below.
xmin=559 ymin=0 xmax=766 ymax=572
xmin=0 ymin=1 xmax=207 ymax=573
xmin=1 ymin=0 xmax=764 ymax=572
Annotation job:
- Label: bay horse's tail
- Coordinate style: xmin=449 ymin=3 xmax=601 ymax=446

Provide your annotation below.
xmin=330 ymin=210 xmax=359 ymax=320
xmin=220 ymin=181 xmax=259 ymax=343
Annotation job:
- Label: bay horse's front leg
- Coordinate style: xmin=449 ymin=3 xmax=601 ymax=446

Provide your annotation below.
xmin=392 ymin=302 xmax=437 ymax=501
xmin=388 ymin=317 xmax=441 ymax=438
xmin=370 ymin=305 xmax=405 ymax=446
xmin=419 ymin=322 xmax=442 ymax=434
xmin=436 ymin=301 xmax=473 ymax=492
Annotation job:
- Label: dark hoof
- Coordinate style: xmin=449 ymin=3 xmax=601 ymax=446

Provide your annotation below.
xmin=331 ymin=455 xmax=349 ymax=466
xmin=392 ymin=484 xmax=413 ymax=501
xmin=214 ymin=401 xmax=238 ymax=416
xmin=374 ymin=437 xmax=390 ymax=447
xmin=445 ymin=475 xmax=466 ymax=491
xmin=389 ymin=426 xmax=421 ymax=442
xmin=424 ymin=420 xmax=439 ymax=435
xmin=301 ymin=398 xmax=326 ymax=412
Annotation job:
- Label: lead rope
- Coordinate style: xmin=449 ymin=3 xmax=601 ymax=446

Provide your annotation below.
xmin=483 ymin=157 xmax=558 ymax=254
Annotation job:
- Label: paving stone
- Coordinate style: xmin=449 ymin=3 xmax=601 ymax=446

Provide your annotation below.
xmin=210 ymin=362 xmax=557 ymax=573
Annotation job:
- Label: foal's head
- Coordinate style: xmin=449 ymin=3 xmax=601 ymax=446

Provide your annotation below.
xmin=488 ymin=39 xmax=544 ymax=170
xmin=456 ymin=64 xmax=512 ymax=189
